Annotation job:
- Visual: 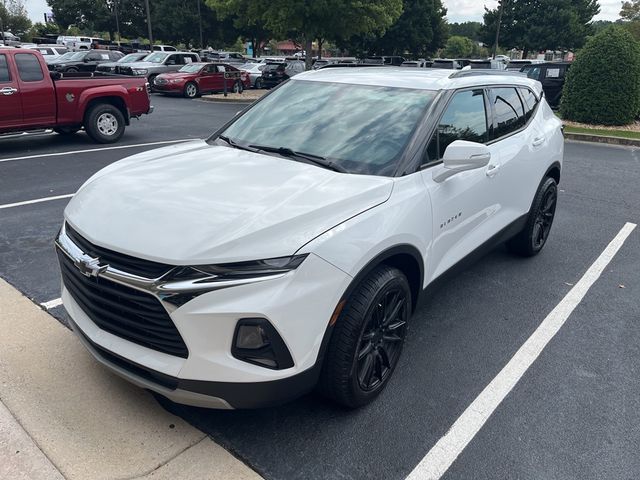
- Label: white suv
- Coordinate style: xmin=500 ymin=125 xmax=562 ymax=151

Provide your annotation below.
xmin=56 ymin=68 xmax=563 ymax=409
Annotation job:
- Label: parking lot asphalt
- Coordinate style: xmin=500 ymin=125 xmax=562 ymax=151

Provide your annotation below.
xmin=1 ymin=96 xmax=638 ymax=480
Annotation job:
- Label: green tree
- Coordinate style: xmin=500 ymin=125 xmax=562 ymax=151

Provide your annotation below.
xmin=207 ymin=0 xmax=272 ymax=56
xmin=561 ymin=25 xmax=640 ymax=125
xmin=443 ymin=35 xmax=476 ymax=57
xmin=621 ymin=0 xmax=640 ymax=21
xmin=449 ymin=21 xmax=482 ymax=41
xmin=1 ymin=0 xmax=32 ymax=35
xmin=480 ymin=0 xmax=600 ymax=58
xmin=369 ymin=0 xmax=448 ymax=58
xmin=260 ymin=0 xmax=403 ymax=69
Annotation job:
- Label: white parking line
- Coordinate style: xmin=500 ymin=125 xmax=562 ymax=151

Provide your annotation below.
xmin=406 ymin=221 xmax=637 ymax=480
xmin=41 ymin=298 xmax=63 ymax=310
xmin=0 ymin=139 xmax=195 ymax=164
xmin=0 ymin=194 xmax=74 ymax=210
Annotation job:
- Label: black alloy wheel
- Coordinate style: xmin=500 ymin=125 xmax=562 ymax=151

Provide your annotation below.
xmin=318 ymin=265 xmax=411 ymax=408
xmin=357 ymin=287 xmax=408 ymax=391
xmin=532 ymin=186 xmax=557 ymax=250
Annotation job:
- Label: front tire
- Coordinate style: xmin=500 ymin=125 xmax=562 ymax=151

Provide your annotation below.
xmin=84 ymin=103 xmax=125 ymax=143
xmin=183 ymin=81 xmax=199 ymax=98
xmin=319 ymin=265 xmax=411 ymax=408
xmin=255 ymin=77 xmax=264 ymax=89
xmin=507 ymin=176 xmax=558 ymax=256
xmin=233 ymin=80 xmax=244 ymax=94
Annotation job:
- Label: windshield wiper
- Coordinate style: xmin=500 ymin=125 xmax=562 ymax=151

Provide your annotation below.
xmin=248 ymin=144 xmax=347 ymax=173
xmin=217 ymin=135 xmax=258 ymax=153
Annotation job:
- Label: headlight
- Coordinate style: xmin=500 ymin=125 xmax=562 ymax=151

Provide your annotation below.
xmin=132 ymin=68 xmax=148 ymax=75
xmin=169 ymin=78 xmax=182 ymax=83
xmin=173 ymin=254 xmax=308 ymax=280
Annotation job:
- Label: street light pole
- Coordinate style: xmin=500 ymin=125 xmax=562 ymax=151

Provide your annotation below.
xmin=196 ymin=0 xmax=203 ymax=49
xmin=493 ymin=0 xmax=505 ymax=60
xmin=144 ymin=0 xmax=153 ymax=49
xmin=113 ymin=0 xmax=121 ymax=45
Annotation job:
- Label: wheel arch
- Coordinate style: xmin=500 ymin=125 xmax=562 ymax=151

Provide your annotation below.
xmin=84 ymin=95 xmax=130 ymax=126
xmin=545 ymin=161 xmax=561 ymax=185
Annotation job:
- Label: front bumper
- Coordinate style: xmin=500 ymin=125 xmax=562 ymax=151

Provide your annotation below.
xmin=57 ymin=226 xmax=351 ymax=408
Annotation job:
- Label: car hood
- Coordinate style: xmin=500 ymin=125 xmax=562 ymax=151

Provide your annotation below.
xmin=122 ymin=61 xmax=162 ymax=68
xmin=65 ymin=140 xmax=394 ymax=265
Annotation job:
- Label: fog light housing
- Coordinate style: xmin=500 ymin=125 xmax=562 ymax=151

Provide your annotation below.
xmin=232 ymin=318 xmax=294 ymax=370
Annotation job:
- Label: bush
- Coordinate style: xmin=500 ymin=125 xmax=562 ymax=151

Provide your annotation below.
xmin=561 ymin=25 xmax=640 ymax=125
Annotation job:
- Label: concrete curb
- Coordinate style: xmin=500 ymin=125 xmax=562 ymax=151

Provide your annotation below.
xmin=564 ymin=132 xmax=640 ymax=147
xmin=0 ymin=278 xmax=262 ymax=480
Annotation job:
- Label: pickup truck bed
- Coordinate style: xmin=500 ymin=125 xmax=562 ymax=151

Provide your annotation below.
xmin=1 ymin=48 xmax=152 ymax=143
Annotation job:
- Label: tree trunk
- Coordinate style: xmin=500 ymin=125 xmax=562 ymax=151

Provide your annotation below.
xmin=304 ymin=37 xmax=313 ymax=70
xmin=317 ymin=38 xmax=323 ymax=59
xmin=522 ymin=47 xmax=529 ymax=59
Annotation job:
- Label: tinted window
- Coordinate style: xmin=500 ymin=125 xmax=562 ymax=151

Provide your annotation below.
xmin=491 ymin=87 xmax=525 ymax=139
xmin=519 ymin=88 xmax=538 ymax=122
xmin=15 ymin=53 xmax=44 ymax=82
xmin=426 ymin=89 xmax=488 ymax=162
xmin=523 ymin=66 xmax=541 ymax=80
xmin=0 ymin=54 xmax=10 ymax=82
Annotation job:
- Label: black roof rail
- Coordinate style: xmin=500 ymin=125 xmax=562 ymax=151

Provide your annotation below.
xmin=449 ymin=69 xmax=527 ymax=78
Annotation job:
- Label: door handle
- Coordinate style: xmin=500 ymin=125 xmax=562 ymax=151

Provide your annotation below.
xmin=532 ymin=136 xmax=545 ymax=147
xmin=486 ymin=164 xmax=500 ymax=178
xmin=1 ymin=87 xmax=17 ymax=96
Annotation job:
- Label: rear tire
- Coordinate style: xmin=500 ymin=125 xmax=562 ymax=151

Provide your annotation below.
xmin=84 ymin=103 xmax=125 ymax=144
xmin=148 ymin=74 xmax=158 ymax=91
xmin=65 ymin=67 xmax=78 ymax=73
xmin=183 ymin=81 xmax=199 ymax=98
xmin=255 ymin=77 xmax=264 ymax=89
xmin=507 ymin=177 xmax=558 ymax=256
xmin=318 ymin=265 xmax=411 ymax=408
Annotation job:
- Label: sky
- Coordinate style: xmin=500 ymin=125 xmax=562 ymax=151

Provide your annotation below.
xmin=22 ymin=0 xmax=623 ymax=27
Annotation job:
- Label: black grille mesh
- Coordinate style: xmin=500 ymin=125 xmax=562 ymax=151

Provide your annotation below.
xmin=57 ymin=247 xmax=188 ymax=358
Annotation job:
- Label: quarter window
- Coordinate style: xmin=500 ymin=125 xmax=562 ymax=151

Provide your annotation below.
xmin=426 ymin=89 xmax=488 ymax=162
xmin=15 ymin=53 xmax=44 ymax=82
xmin=491 ymin=87 xmax=525 ymax=139
xmin=0 ymin=54 xmax=10 ymax=82
xmin=519 ymin=88 xmax=538 ymax=122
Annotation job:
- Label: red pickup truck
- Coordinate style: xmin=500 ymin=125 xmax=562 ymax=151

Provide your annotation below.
xmin=0 ymin=48 xmax=153 ymax=143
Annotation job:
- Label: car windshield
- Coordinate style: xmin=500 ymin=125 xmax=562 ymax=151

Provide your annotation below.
xmin=144 ymin=52 xmax=168 ymax=63
xmin=68 ymin=51 xmax=88 ymax=61
xmin=179 ymin=63 xmax=204 ymax=73
xmin=120 ymin=53 xmax=145 ymax=63
xmin=55 ymin=52 xmax=75 ymax=61
xmin=215 ymin=80 xmax=437 ymax=176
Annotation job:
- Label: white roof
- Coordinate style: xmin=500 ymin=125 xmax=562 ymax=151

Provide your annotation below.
xmin=294 ymin=67 xmax=542 ymax=95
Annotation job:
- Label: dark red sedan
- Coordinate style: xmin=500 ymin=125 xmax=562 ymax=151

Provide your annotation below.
xmin=153 ymin=62 xmax=250 ymax=98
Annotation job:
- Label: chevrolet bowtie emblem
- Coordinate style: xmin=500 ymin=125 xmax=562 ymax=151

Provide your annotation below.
xmin=75 ymin=256 xmax=108 ymax=278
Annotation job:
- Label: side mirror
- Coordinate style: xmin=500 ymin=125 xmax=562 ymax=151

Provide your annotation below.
xmin=432 ymin=140 xmax=491 ymax=183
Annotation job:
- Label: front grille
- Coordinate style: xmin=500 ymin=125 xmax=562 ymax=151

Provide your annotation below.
xmin=57 ymin=248 xmax=189 ymax=358
xmin=65 ymin=223 xmax=172 ymax=278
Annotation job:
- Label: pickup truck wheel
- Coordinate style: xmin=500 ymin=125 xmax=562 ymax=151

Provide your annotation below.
xmin=183 ymin=82 xmax=199 ymax=98
xmin=507 ymin=177 xmax=558 ymax=257
xmin=318 ymin=265 xmax=411 ymax=408
xmin=84 ymin=103 xmax=125 ymax=144
xmin=53 ymin=126 xmax=80 ymax=135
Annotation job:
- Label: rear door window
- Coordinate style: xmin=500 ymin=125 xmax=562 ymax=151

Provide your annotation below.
xmin=15 ymin=53 xmax=44 ymax=82
xmin=490 ymin=87 xmax=525 ymax=139
xmin=425 ymin=89 xmax=488 ymax=163
xmin=0 ymin=54 xmax=10 ymax=82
